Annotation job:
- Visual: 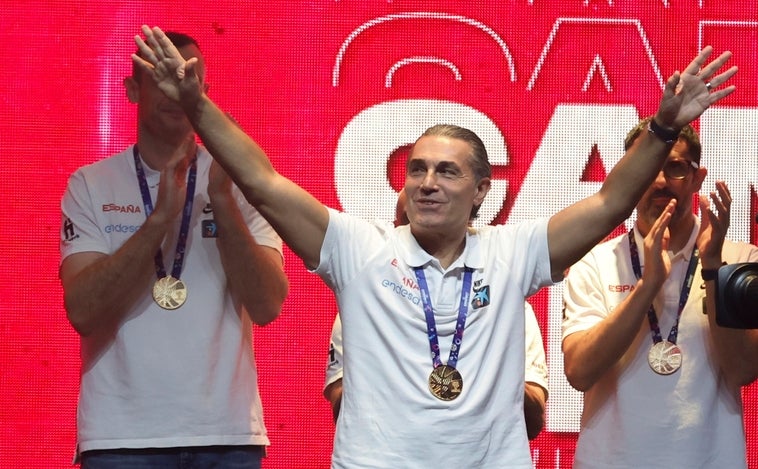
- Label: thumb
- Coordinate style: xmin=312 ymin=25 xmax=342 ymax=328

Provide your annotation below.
xmin=177 ymin=57 xmax=199 ymax=81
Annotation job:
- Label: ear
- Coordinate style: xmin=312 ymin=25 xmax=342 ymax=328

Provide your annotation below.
xmin=473 ymin=177 xmax=491 ymax=207
xmin=124 ymin=76 xmax=139 ymax=103
xmin=692 ymin=166 xmax=707 ymax=193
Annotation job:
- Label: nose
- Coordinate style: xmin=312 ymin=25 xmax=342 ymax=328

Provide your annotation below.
xmin=652 ymin=167 xmax=668 ymax=187
xmin=420 ymin=169 xmax=437 ymax=191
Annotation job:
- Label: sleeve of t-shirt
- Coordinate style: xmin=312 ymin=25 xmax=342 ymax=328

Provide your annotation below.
xmin=315 ymin=208 xmax=388 ymax=292
xmin=60 ymin=169 xmax=110 ymax=262
xmin=561 ymin=250 xmax=609 ymax=340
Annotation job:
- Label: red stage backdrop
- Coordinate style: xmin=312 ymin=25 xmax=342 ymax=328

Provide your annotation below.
xmin=1 ymin=1 xmax=756 ymax=468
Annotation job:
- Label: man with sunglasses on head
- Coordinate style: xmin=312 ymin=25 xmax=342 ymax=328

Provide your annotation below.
xmin=562 ymin=117 xmax=758 ymax=468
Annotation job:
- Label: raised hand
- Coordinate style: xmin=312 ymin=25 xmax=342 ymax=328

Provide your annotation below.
xmin=656 ymin=46 xmax=738 ymax=130
xmin=132 ymin=25 xmax=203 ymax=107
xmin=697 ymin=180 xmax=731 ymax=267
xmin=642 ymin=199 xmax=676 ymax=288
xmin=152 ymin=136 xmax=195 ymax=225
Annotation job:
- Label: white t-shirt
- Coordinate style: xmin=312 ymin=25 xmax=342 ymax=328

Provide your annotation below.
xmin=316 ymin=209 xmax=553 ymax=468
xmin=562 ymin=223 xmax=758 ymax=469
xmin=325 ymin=302 xmax=548 ymax=394
xmin=61 ymin=146 xmax=282 ymax=455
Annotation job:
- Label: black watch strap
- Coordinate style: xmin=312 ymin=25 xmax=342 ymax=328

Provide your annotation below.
xmin=647 ymin=119 xmax=681 ymax=145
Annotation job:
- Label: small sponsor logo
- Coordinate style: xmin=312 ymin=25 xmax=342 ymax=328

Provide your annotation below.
xmin=104 ymin=223 xmax=140 ymax=234
xmin=608 ymin=284 xmax=635 ymax=293
xmin=472 ymin=285 xmax=490 ymax=309
xmin=202 ymin=219 xmax=218 ymax=238
xmin=102 ymin=203 xmax=142 ymax=214
xmin=62 ymin=217 xmax=78 ymax=242
xmin=328 ymin=342 xmax=338 ymax=366
xmin=382 ymin=278 xmax=421 ymax=305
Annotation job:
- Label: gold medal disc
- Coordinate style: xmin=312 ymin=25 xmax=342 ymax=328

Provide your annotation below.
xmin=648 ymin=340 xmax=682 ymax=375
xmin=152 ymin=276 xmax=187 ymax=310
xmin=428 ymin=365 xmax=463 ymax=401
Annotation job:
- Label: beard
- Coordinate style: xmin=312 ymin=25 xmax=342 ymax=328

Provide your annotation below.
xmin=637 ymin=189 xmax=691 ymax=229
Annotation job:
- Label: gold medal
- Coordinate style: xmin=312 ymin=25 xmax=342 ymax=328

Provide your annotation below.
xmin=428 ymin=365 xmax=463 ymax=401
xmin=648 ymin=340 xmax=682 ymax=375
xmin=152 ymin=276 xmax=187 ymax=310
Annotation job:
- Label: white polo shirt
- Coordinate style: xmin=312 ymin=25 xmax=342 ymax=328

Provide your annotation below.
xmin=563 ymin=223 xmax=758 ymax=469
xmin=61 ymin=146 xmax=282 ymax=455
xmin=317 ymin=209 xmax=553 ymax=468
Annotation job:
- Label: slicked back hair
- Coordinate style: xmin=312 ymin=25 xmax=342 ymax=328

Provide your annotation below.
xmin=415 ymin=124 xmax=492 ymax=219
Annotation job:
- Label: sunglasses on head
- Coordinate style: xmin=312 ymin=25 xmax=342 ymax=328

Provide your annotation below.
xmin=662 ymin=159 xmax=699 ymax=180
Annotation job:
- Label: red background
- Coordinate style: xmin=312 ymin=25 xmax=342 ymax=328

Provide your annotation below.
xmin=1 ymin=1 xmax=756 ymax=467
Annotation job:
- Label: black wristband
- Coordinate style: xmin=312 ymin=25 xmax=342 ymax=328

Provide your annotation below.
xmin=701 ymin=263 xmax=726 ymax=281
xmin=647 ymin=119 xmax=681 ymax=145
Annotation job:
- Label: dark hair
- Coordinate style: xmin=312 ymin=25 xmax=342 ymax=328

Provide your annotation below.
xmin=624 ymin=116 xmax=702 ymax=164
xmin=415 ymin=124 xmax=492 ymax=218
xmin=132 ymin=31 xmax=200 ymax=82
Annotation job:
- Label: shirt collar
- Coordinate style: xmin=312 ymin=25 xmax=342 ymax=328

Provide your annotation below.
xmin=397 ymin=226 xmax=484 ymax=272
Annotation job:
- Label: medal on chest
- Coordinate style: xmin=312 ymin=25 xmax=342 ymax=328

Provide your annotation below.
xmin=415 ymin=266 xmax=473 ymax=401
xmin=647 ymin=340 xmax=682 ymax=375
xmin=628 ymin=231 xmax=699 ymax=376
xmin=428 ymin=364 xmax=463 ymax=401
xmin=152 ymin=275 xmax=188 ymax=310
xmin=134 ymin=146 xmax=197 ymax=310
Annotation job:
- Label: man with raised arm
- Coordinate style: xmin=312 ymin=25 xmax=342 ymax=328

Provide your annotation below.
xmin=60 ymin=31 xmax=287 ymax=467
xmin=561 ymin=118 xmax=758 ymax=468
xmin=133 ymin=25 xmax=736 ymax=468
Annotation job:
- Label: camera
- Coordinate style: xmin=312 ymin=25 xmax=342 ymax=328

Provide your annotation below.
xmin=715 ymin=263 xmax=758 ymax=329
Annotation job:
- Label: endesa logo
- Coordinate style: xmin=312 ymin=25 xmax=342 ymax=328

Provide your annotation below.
xmin=102 ymin=203 xmax=142 ymax=214
xmin=381 ymin=277 xmax=421 ymax=305
xmin=608 ymin=284 xmax=636 ymax=293
xmin=104 ymin=223 xmax=141 ymax=234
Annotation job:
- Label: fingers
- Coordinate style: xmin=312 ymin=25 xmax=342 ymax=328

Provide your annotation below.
xmin=707 ymin=82 xmax=737 ymax=105
xmin=649 ymin=199 xmax=676 ymax=248
xmin=705 ymin=64 xmax=738 ymax=89
xmin=662 ymin=71 xmax=680 ymax=101
xmin=707 ymin=180 xmax=731 ymax=227
xmin=697 ymin=50 xmax=733 ymax=81
xmin=688 ymin=48 xmax=738 ymax=102
xmin=136 ymin=25 xmax=181 ymax=65
xmin=682 ymin=45 xmax=713 ymax=76
xmin=714 ymin=180 xmax=732 ymax=205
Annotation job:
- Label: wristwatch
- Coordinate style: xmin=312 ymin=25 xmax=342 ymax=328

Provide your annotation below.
xmin=647 ymin=119 xmax=680 ymax=145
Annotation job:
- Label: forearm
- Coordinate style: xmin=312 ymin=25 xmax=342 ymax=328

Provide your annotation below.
xmin=523 ymin=383 xmax=546 ymax=440
xmin=211 ymin=191 xmax=287 ymax=326
xmin=548 ymin=131 xmax=673 ymax=278
xmin=62 ymin=216 xmax=170 ymax=336
xmin=601 ymin=128 xmax=673 ymax=226
xmin=563 ymin=279 xmax=659 ymax=391
xmin=184 ymin=95 xmax=276 ymax=205
xmin=324 ymin=380 xmax=343 ymax=423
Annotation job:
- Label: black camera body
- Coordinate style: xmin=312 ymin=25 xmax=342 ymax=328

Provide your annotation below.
xmin=715 ymin=263 xmax=758 ymax=329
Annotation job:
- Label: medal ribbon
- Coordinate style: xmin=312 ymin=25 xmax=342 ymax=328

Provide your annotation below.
xmin=133 ymin=145 xmax=197 ymax=280
xmin=414 ymin=266 xmax=473 ymax=370
xmin=628 ymin=230 xmax=698 ymax=345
